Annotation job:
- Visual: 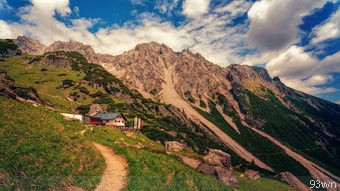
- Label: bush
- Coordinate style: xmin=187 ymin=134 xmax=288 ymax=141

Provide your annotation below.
xmin=61 ymin=79 xmax=75 ymax=88
xmin=199 ymin=100 xmax=207 ymax=108
xmin=79 ymin=87 xmax=89 ymax=94
xmin=76 ymin=105 xmax=90 ymax=115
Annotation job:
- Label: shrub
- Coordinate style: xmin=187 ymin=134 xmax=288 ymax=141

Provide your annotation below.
xmin=76 ymin=105 xmax=90 ymax=115
xmin=61 ymin=79 xmax=75 ymax=88
xmin=79 ymin=86 xmax=90 ymax=94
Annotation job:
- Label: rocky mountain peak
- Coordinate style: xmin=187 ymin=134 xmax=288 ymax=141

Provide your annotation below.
xmin=134 ymin=41 xmax=174 ymax=54
xmin=226 ymin=64 xmax=273 ymax=84
xmin=44 ymin=40 xmax=99 ymax=63
xmin=13 ymin=36 xmax=46 ymax=55
xmin=45 ymin=40 xmax=96 ymax=54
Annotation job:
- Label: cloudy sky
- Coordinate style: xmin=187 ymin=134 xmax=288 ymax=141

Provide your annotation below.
xmin=0 ymin=0 xmax=339 ymax=103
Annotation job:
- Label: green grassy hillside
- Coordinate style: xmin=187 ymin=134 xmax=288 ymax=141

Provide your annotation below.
xmin=0 ymin=96 xmax=105 ymax=190
xmin=85 ymin=126 xmax=295 ymax=191
xmin=0 ymin=96 xmax=294 ymax=191
xmin=0 ymin=53 xmax=248 ymax=165
xmin=0 ymin=43 xmax=296 ymax=190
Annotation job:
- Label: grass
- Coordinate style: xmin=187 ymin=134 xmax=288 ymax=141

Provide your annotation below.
xmin=84 ymin=125 xmax=296 ymax=191
xmin=237 ymin=175 xmax=295 ymax=191
xmin=0 ymin=52 xmax=298 ymax=190
xmin=0 ymin=96 xmax=105 ymax=190
xmin=195 ymin=103 xmax=310 ymax=177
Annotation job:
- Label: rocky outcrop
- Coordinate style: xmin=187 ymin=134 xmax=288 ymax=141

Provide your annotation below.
xmin=245 ymin=170 xmax=260 ymax=180
xmin=44 ymin=41 xmax=112 ymax=64
xmin=88 ymin=104 xmax=106 ymax=116
xmin=164 ymin=141 xmax=189 ymax=152
xmin=180 ymin=150 xmax=238 ymax=188
xmin=202 ymin=149 xmax=232 ymax=168
xmin=0 ymin=39 xmax=22 ymax=58
xmin=180 ymin=156 xmax=201 ymax=169
xmin=279 ymin=172 xmax=312 ymax=191
xmin=215 ymin=166 xmax=238 ymax=188
xmin=13 ymin=36 xmax=46 ymax=55
xmin=29 ymin=52 xmax=74 ymax=68
xmin=0 ymin=69 xmax=42 ymax=105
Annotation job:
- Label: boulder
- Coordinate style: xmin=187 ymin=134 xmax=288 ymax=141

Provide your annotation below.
xmin=245 ymin=170 xmax=260 ymax=180
xmin=280 ymin=172 xmax=312 ymax=191
xmin=215 ymin=166 xmax=238 ymax=188
xmin=181 ymin=156 xmax=201 ymax=169
xmin=88 ymin=104 xmax=106 ymax=116
xmin=203 ymin=149 xmax=232 ymax=168
xmin=197 ymin=163 xmax=216 ymax=175
xmin=164 ymin=141 xmax=188 ymax=151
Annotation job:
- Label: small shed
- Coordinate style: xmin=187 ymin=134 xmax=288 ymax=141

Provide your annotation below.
xmin=89 ymin=112 xmax=127 ymax=128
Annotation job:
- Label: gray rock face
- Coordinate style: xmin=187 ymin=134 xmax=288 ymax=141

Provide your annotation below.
xmin=245 ymin=170 xmax=260 ymax=180
xmin=45 ymin=41 xmax=111 ymax=64
xmin=0 ymin=69 xmax=41 ymax=103
xmin=0 ymin=39 xmax=22 ymax=58
xmin=215 ymin=166 xmax=238 ymax=188
xmin=180 ymin=149 xmax=238 ymax=188
xmin=203 ymin=149 xmax=232 ymax=168
xmin=280 ymin=172 xmax=312 ymax=191
xmin=13 ymin=36 xmax=46 ymax=55
xmin=180 ymin=156 xmax=201 ymax=169
xmin=164 ymin=141 xmax=188 ymax=152
xmin=88 ymin=104 xmax=106 ymax=116
xmin=197 ymin=163 xmax=216 ymax=175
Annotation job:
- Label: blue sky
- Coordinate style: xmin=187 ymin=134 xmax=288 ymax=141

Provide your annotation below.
xmin=0 ymin=0 xmax=339 ymax=103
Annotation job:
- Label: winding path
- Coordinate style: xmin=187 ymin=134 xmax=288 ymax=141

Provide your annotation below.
xmin=92 ymin=142 xmax=128 ymax=191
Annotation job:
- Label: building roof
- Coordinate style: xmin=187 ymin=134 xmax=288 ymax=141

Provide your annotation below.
xmin=92 ymin=112 xmax=126 ymax=120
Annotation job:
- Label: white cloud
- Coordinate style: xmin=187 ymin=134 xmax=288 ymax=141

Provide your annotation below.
xmin=266 ymin=46 xmax=317 ymax=78
xmin=0 ymin=20 xmax=13 ymax=38
xmin=0 ymin=0 xmax=338 ymax=97
xmin=312 ymin=9 xmax=340 ymax=43
xmin=266 ymin=46 xmax=339 ymax=94
xmin=155 ymin=0 xmax=179 ymax=16
xmin=336 ymin=101 xmax=340 ymax=105
xmin=304 ymin=74 xmax=333 ymax=86
xmin=182 ymin=0 xmax=210 ymax=18
xmin=215 ymin=0 xmax=252 ymax=17
xmin=283 ymin=78 xmax=336 ymax=94
xmin=317 ymin=52 xmax=340 ymax=73
xmin=247 ymin=0 xmax=326 ymax=51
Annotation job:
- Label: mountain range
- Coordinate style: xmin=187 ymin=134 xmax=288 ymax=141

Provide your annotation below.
xmin=1 ymin=36 xmax=339 ymax=190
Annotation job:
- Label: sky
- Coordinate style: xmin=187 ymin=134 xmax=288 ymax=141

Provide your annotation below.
xmin=0 ymin=0 xmax=339 ymax=103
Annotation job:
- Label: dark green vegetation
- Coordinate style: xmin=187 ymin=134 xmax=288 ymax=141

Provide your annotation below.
xmin=230 ymin=84 xmax=340 ymax=175
xmin=196 ymin=82 xmax=340 ymax=185
xmin=195 ymin=102 xmax=310 ymax=176
xmin=0 ymin=96 xmax=105 ymax=190
xmin=0 ymin=51 xmax=246 ymax=159
xmin=0 ymin=39 xmax=21 ymax=58
xmin=0 ymin=41 xmax=296 ymax=190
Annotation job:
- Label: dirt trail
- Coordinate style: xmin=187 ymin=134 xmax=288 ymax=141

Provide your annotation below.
xmin=250 ymin=127 xmax=340 ymax=191
xmin=160 ymin=67 xmax=273 ymax=172
xmin=93 ymin=142 xmax=128 ymax=191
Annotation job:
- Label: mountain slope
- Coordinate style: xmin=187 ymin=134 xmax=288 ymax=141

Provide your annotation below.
xmin=0 ymin=40 xmax=298 ymax=191
xmin=101 ymin=42 xmax=340 ymax=184
xmin=11 ymin=37 xmax=340 ymax=189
